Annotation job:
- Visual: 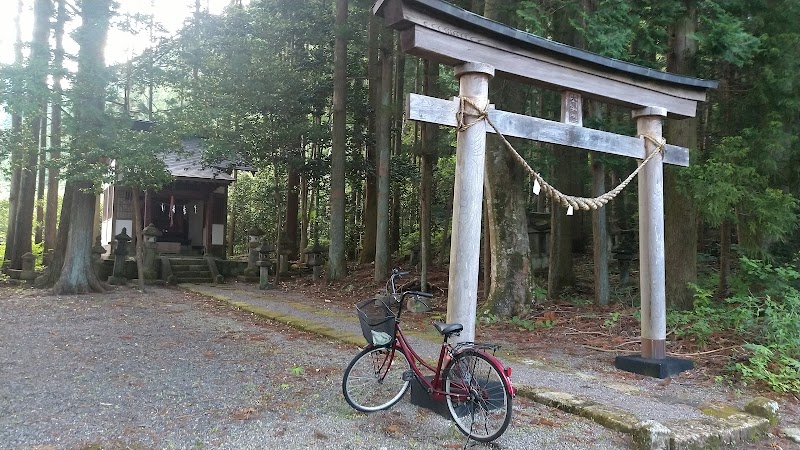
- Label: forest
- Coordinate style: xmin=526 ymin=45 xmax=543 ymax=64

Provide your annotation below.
xmin=1 ymin=0 xmax=799 ymax=393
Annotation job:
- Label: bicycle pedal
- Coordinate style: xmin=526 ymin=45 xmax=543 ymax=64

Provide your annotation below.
xmin=402 ymin=370 xmax=416 ymax=381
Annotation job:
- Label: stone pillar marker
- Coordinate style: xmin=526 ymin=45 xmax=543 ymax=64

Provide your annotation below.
xmin=108 ymin=228 xmax=132 ymax=285
xmin=142 ymin=223 xmax=162 ymax=281
xmin=446 ymin=62 xmax=495 ymax=344
xmin=20 ymin=253 xmax=36 ymax=282
xmin=91 ymin=235 xmax=107 ymax=279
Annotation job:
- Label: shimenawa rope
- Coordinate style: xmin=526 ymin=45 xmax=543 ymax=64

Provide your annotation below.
xmin=456 ymin=96 xmax=666 ymax=213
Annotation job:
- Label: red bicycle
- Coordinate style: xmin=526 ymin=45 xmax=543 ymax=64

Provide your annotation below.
xmin=342 ymin=269 xmax=514 ymax=442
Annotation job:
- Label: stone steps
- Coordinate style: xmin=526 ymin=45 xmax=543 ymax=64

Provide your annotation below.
xmin=166 ymin=258 xmax=213 ymax=283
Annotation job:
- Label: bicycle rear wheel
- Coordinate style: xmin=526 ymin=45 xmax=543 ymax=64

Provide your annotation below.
xmin=444 ymin=349 xmax=512 ymax=442
xmin=342 ymin=346 xmax=411 ymax=412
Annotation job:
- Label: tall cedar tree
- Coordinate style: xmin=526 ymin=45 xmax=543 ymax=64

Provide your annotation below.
xmin=327 ymin=0 xmax=348 ymax=280
xmin=53 ymin=0 xmax=113 ymax=294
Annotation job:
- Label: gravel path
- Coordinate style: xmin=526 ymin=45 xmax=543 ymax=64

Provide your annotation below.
xmin=0 ymin=285 xmax=635 ymax=450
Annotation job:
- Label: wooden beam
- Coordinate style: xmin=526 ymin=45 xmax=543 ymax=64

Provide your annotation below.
xmin=407 ymin=94 xmax=689 ymax=166
xmin=402 ymin=27 xmax=699 ymax=118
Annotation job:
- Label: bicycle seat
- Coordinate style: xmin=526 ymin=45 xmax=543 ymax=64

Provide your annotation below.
xmin=433 ymin=322 xmax=463 ymax=337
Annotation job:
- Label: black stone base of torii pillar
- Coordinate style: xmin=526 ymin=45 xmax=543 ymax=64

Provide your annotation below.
xmin=614 ymin=355 xmax=694 ymax=379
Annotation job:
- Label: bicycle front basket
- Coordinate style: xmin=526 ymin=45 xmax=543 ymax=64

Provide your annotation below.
xmin=356 ymin=296 xmax=396 ymax=346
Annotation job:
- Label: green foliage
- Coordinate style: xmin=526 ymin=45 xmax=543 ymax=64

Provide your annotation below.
xmin=602 ymin=311 xmax=621 ymax=329
xmin=684 ymin=134 xmax=798 ymax=256
xmin=508 ymin=315 xmax=537 ymax=331
xmin=668 ymin=257 xmax=800 ymax=393
xmin=696 ymin=0 xmax=762 ymax=68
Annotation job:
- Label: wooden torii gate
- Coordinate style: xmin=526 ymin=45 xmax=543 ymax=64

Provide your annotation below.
xmin=374 ymin=0 xmax=718 ymax=378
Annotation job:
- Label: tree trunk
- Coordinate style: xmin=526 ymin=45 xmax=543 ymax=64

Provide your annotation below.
xmin=285 ymin=161 xmax=301 ymax=258
xmin=419 ymin=59 xmax=438 ymax=292
xmin=54 ymin=182 xmax=106 ymax=294
xmin=717 ymin=220 xmax=731 ymax=298
xmin=226 ymin=170 xmax=237 ymax=257
xmin=35 ymin=107 xmax=48 ymax=245
xmin=3 ymin=0 xmax=24 ymax=270
xmin=132 ymin=187 xmax=146 ymax=292
xmin=591 ymin=153 xmax=609 ymax=305
xmin=327 ymin=0 xmax=348 ymax=280
xmin=10 ymin=0 xmax=51 ymax=269
xmin=360 ymin=14 xmax=379 ymax=265
xmin=35 ymin=181 xmax=73 ymax=288
xmin=547 ymin=3 xmax=586 ymax=299
xmin=482 ymin=0 xmax=531 ymax=317
xmin=665 ymin=0 xmax=699 ymax=309
xmin=53 ymin=0 xmax=112 ymax=295
xmin=299 ymin=152 xmax=309 ymax=262
xmin=547 ymin=150 xmax=578 ymax=298
xmin=374 ymin=29 xmax=393 ymax=281
xmin=390 ymin=40 xmax=405 ymax=257
xmin=44 ymin=0 xmax=66 ymax=261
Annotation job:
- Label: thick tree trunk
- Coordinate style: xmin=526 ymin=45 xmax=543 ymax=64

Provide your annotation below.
xmin=10 ymin=0 xmax=51 ymax=269
xmin=53 ymin=0 xmax=111 ymax=295
xmin=374 ymin=29 xmax=392 ymax=281
xmin=547 ymin=3 xmax=586 ymax=299
xmin=4 ymin=131 xmax=22 ymax=269
xmin=327 ymin=0 xmax=348 ymax=280
xmin=44 ymin=0 xmax=66 ymax=261
xmin=665 ymin=0 xmax=699 ymax=309
xmin=35 ymin=181 xmax=73 ymax=288
xmin=54 ymin=182 xmax=105 ymax=294
xmin=548 ymin=150 xmax=578 ymax=298
xmin=482 ymin=0 xmax=531 ymax=317
xmin=3 ymin=0 xmax=24 ymax=270
xmin=360 ymin=14 xmax=379 ymax=265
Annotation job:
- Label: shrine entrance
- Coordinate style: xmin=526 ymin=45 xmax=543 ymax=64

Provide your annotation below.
xmin=374 ymin=0 xmax=717 ymax=378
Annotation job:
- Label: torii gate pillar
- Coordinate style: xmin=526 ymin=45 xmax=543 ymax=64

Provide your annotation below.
xmin=446 ymin=62 xmax=495 ymax=344
xmin=615 ymin=107 xmax=693 ymax=377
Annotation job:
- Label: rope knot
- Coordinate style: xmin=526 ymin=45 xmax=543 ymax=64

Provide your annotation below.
xmin=457 ymin=96 xmax=489 ymax=132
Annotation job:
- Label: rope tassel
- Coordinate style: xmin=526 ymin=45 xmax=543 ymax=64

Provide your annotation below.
xmin=457 ymin=96 xmax=666 ymax=213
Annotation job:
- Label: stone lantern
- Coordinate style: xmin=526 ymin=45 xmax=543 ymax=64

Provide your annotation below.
xmin=304 ymin=242 xmax=325 ymax=281
xmin=244 ymin=226 xmax=265 ymax=277
xmin=278 ymin=234 xmax=293 ymax=275
xmin=256 ymin=239 xmax=275 ymax=290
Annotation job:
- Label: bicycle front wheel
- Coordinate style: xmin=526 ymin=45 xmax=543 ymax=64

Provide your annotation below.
xmin=444 ymin=349 xmax=512 ymax=442
xmin=342 ymin=346 xmax=411 ymax=412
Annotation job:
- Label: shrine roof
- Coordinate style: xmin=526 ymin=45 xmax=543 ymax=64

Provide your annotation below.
xmin=162 ymin=138 xmax=253 ymax=183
